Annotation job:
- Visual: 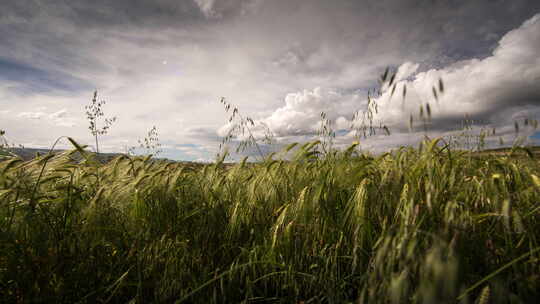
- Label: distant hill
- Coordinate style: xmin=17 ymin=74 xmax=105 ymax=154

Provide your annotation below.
xmin=1 ymin=147 xmax=126 ymax=162
xmin=5 ymin=145 xmax=537 ymax=164
xmin=0 ymin=147 xmax=202 ymax=165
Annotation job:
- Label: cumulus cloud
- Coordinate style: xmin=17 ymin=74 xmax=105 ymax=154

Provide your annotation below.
xmin=395 ymin=62 xmax=420 ymax=82
xmin=243 ymin=13 xmax=540 ymax=153
xmin=372 ymin=14 xmax=540 ymax=148
xmin=17 ymin=108 xmax=75 ymax=127
xmin=262 ymin=87 xmax=362 ymax=136
xmin=374 ymin=13 xmax=540 ymax=132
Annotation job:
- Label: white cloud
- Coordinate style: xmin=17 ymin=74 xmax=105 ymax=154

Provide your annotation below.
xmin=495 ymin=14 xmax=540 ymax=61
xmin=18 ymin=112 xmax=47 ymax=119
xmin=395 ymin=62 xmax=420 ymax=82
xmin=194 ymin=0 xmax=218 ymax=18
xmin=49 ymin=109 xmax=68 ymax=119
xmin=17 ymin=108 xmax=76 ymax=127
xmin=261 ymin=87 xmax=363 ymax=136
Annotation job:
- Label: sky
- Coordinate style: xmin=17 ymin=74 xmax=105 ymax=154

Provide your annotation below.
xmin=1 ymin=0 xmax=540 ymax=161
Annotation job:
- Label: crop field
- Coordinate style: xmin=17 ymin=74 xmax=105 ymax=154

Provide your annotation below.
xmin=1 ymin=138 xmax=539 ymax=303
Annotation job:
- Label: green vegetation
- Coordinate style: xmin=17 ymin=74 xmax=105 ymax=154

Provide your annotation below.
xmin=1 ymin=138 xmax=539 ymax=303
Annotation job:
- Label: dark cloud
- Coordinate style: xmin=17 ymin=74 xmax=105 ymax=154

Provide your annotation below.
xmin=1 ymin=0 xmax=203 ymax=29
xmin=2 ymin=0 xmax=538 ymax=89
xmin=0 ymin=57 xmax=92 ymax=94
xmin=246 ymin=0 xmax=540 ymax=68
xmin=0 ymin=0 xmax=207 ymax=83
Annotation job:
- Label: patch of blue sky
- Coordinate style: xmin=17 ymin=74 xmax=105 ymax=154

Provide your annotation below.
xmin=335 ymin=129 xmax=350 ymax=136
xmin=0 ymin=57 xmax=92 ymax=95
xmin=530 ymin=131 xmax=540 ymax=145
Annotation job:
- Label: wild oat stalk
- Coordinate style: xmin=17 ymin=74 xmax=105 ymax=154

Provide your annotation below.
xmin=85 ymin=90 xmax=116 ymax=157
xmin=137 ymin=126 xmax=162 ymax=157
xmin=219 ymin=97 xmax=274 ymax=161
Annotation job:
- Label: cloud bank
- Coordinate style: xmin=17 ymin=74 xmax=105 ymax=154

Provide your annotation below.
xmin=1 ymin=0 xmax=539 ymax=160
xmin=240 ymin=13 xmax=540 ymax=154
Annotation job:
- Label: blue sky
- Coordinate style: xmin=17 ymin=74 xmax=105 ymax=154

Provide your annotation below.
xmin=1 ymin=0 xmax=539 ymax=161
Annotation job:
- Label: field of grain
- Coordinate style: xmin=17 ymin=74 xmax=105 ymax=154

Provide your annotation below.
xmin=1 ymin=138 xmax=539 ymax=303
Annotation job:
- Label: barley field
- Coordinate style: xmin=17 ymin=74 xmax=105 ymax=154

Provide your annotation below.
xmin=1 ymin=138 xmax=539 ymax=303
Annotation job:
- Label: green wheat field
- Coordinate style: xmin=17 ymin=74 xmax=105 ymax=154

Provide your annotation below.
xmin=1 ymin=138 xmax=540 ymax=303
